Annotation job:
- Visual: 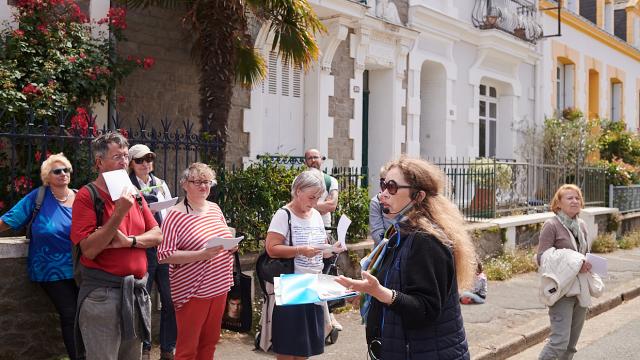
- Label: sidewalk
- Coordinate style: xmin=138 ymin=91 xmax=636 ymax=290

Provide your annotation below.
xmin=150 ymin=247 xmax=640 ymax=360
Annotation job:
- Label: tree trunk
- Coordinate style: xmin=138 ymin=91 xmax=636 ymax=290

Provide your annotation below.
xmin=198 ymin=0 xmax=244 ymax=164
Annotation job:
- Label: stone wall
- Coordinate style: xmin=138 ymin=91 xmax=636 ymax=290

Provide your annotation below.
xmin=515 ymin=223 xmax=542 ymax=248
xmin=328 ymin=30 xmax=355 ymax=167
xmin=117 ymin=7 xmax=201 ymax=130
xmin=594 ymin=213 xmax=610 ymax=235
xmin=225 ymin=85 xmax=251 ymax=167
xmin=392 ymin=0 xmax=409 ymax=25
xmin=620 ymin=214 xmax=640 ymax=235
xmin=0 ymin=255 xmax=65 ymax=359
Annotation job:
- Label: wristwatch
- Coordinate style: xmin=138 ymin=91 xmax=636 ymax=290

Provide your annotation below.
xmin=130 ymin=236 xmax=137 ymax=248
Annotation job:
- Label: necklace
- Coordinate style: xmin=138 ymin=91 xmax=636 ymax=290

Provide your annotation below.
xmin=53 ymin=188 xmax=70 ymax=203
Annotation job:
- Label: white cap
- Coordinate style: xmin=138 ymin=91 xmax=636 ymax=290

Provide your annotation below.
xmin=129 ymin=144 xmax=155 ymax=160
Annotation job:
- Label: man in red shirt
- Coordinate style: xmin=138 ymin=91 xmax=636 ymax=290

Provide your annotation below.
xmin=71 ymin=132 xmax=162 ymax=360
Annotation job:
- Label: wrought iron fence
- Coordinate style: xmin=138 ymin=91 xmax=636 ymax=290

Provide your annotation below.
xmin=0 ymin=110 xmax=221 ymax=210
xmin=430 ymin=158 xmax=607 ymax=221
xmin=609 ymin=184 xmax=640 ymax=213
xmin=472 ymin=0 xmax=544 ymax=43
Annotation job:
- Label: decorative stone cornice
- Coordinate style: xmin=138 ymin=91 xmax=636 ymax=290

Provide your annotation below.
xmin=319 ymin=18 xmax=350 ymax=71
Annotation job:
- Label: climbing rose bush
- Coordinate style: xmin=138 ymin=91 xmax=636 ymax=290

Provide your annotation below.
xmin=0 ymin=0 xmax=155 ymax=121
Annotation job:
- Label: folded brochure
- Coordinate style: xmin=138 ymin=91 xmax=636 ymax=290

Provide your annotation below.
xmin=274 ymin=273 xmax=358 ymax=306
xmin=205 ymin=236 xmax=244 ymax=250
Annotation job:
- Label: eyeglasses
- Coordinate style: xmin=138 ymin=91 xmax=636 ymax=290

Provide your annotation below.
xmin=188 ymin=179 xmax=214 ymax=187
xmin=51 ymin=167 xmax=71 ymax=175
xmin=379 ymin=179 xmax=413 ymax=195
xmin=305 ymin=155 xmax=326 ymax=161
xmin=109 ymin=153 xmax=129 ymax=162
xmin=133 ymin=155 xmax=155 ymax=164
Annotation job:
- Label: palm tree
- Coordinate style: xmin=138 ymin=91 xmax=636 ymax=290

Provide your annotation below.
xmin=122 ymin=0 xmax=325 ymax=163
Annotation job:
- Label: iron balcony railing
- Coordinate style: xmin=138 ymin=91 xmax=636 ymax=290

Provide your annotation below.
xmin=472 ymin=0 xmax=544 ymax=43
xmin=430 ymin=158 xmax=606 ymax=221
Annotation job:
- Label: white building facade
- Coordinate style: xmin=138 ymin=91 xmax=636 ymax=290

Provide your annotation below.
xmin=241 ymin=0 xmax=542 ymax=190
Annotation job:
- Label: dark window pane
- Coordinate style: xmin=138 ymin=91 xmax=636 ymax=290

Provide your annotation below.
xmin=480 ymin=101 xmax=486 ymax=116
xmin=489 ymin=103 xmax=497 ymax=118
xmin=479 ymin=119 xmax=486 ymax=157
xmin=480 ymin=84 xmax=486 ymax=96
xmin=490 ymin=87 xmax=497 ymax=97
xmin=489 ymin=120 xmax=496 ymax=157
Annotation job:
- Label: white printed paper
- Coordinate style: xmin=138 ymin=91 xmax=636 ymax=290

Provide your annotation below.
xmin=148 ymin=197 xmax=179 ymax=212
xmin=205 ymin=236 xmax=244 ymax=250
xmin=310 ymin=243 xmax=333 ymax=250
xmin=586 ymin=253 xmax=608 ymax=277
xmin=336 ymin=214 xmax=351 ymax=249
xmin=102 ymin=169 xmax=138 ymax=201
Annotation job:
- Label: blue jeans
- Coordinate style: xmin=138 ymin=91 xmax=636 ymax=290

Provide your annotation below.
xmin=144 ymin=247 xmax=177 ymax=353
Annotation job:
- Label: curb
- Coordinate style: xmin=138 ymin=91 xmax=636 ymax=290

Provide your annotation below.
xmin=473 ymin=282 xmax=640 ymax=360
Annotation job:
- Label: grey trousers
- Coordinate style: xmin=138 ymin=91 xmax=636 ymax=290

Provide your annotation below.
xmin=539 ymin=296 xmax=588 ymax=360
xmin=79 ymin=287 xmax=146 ymax=360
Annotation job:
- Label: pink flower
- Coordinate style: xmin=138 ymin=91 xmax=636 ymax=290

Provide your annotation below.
xmin=14 ymin=176 xmax=34 ymax=194
xmin=21 ymin=83 xmax=42 ymax=96
xmin=68 ymin=56 xmax=77 ymax=63
xmin=119 ymin=128 xmax=128 ymax=138
xmin=37 ymin=24 xmax=49 ymax=35
xmin=142 ymin=57 xmax=155 ymax=70
xmin=79 ymin=52 xmax=86 ymax=59
xmin=35 ymin=150 xmax=42 ymax=162
xmin=71 ymin=107 xmax=89 ymax=136
xmin=12 ymin=29 xmax=24 ymax=38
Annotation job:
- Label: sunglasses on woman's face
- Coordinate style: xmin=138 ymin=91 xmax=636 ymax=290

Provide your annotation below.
xmin=51 ymin=167 xmax=71 ymax=175
xmin=379 ymin=179 xmax=413 ymax=195
xmin=133 ymin=155 xmax=155 ymax=164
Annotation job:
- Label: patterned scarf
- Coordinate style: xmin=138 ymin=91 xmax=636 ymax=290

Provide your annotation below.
xmin=556 ymin=211 xmax=587 ymax=255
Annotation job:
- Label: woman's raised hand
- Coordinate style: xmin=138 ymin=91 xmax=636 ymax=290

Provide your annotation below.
xmin=336 ymin=271 xmax=381 ymax=295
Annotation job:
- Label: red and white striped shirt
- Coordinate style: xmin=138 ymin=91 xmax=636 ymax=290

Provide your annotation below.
xmin=158 ymin=202 xmax=234 ymax=310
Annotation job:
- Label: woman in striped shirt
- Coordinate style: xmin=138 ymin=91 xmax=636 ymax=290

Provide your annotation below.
xmin=158 ymin=163 xmax=235 ymax=360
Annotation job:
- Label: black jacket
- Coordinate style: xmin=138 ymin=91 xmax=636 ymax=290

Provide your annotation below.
xmin=366 ymin=229 xmax=469 ymax=359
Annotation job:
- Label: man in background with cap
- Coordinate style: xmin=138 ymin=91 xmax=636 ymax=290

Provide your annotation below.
xmin=128 ymin=144 xmax=176 ymax=360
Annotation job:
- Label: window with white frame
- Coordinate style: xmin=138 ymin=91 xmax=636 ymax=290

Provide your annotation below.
xmin=479 ymin=84 xmax=497 ymax=158
xmin=556 ymin=62 xmax=575 ymax=112
xmin=261 ymin=51 xmax=304 ymax=154
xmin=611 ymin=81 xmax=622 ymax=121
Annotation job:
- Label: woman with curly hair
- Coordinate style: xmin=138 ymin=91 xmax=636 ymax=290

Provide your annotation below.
xmin=337 ymin=157 xmax=476 ymax=360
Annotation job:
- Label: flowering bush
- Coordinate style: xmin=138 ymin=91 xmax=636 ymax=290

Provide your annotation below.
xmin=0 ymin=0 xmax=155 ymax=121
xmin=593 ymin=158 xmax=640 ymax=186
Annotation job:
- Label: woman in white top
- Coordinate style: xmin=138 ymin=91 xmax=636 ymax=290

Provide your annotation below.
xmin=264 ymin=170 xmax=343 ymax=359
xmin=128 ymin=144 xmax=176 ymax=359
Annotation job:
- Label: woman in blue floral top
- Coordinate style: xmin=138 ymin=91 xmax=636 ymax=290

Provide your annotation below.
xmin=0 ymin=153 xmax=79 ymax=360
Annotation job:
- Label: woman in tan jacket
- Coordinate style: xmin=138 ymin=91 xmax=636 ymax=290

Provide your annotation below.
xmin=537 ymin=184 xmax=592 ymax=360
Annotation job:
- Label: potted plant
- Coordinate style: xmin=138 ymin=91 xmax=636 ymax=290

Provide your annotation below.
xmin=513 ymin=27 xmax=527 ymax=40
xmin=468 ymin=158 xmax=513 ymax=215
xmin=483 ymin=7 xmax=502 ymax=29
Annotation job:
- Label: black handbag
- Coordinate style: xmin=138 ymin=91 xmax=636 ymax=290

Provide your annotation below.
xmin=255 ymin=208 xmax=294 ymax=286
xmin=221 ymin=252 xmax=253 ymax=333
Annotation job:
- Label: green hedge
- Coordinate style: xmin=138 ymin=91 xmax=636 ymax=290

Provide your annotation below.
xmin=216 ymin=157 xmax=370 ymax=253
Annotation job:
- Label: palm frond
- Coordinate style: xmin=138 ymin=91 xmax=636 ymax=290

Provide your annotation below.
xmin=248 ymin=0 xmax=325 ymax=70
xmin=235 ymin=40 xmax=267 ymax=87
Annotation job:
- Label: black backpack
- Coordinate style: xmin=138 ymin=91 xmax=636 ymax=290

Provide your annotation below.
xmin=72 ymin=182 xmax=104 ymax=285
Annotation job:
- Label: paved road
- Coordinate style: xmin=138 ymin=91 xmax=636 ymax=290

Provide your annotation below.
xmin=508 ymin=295 xmax=640 ymax=359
